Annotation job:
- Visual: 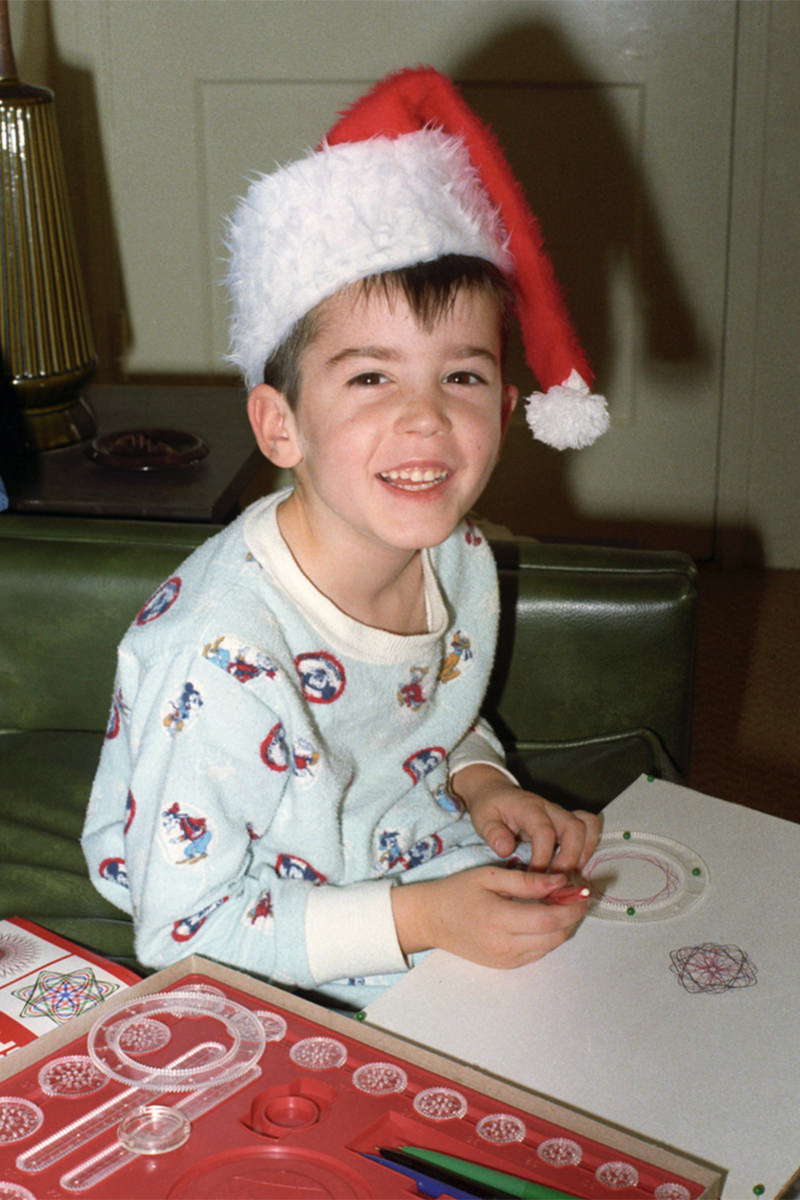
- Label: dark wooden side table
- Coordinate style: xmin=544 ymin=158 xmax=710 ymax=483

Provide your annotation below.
xmin=4 ymin=384 xmax=266 ymax=523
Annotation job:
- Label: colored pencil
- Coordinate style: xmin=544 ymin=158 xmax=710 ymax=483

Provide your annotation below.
xmin=400 ymin=1146 xmax=582 ymax=1200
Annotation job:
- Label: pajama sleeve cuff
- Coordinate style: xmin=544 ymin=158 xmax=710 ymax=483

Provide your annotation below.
xmin=304 ymin=879 xmax=408 ymax=986
xmin=448 ymin=726 xmax=519 ymax=787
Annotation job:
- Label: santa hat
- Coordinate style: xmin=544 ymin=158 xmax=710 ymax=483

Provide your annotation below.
xmin=226 ymin=66 xmax=608 ymax=450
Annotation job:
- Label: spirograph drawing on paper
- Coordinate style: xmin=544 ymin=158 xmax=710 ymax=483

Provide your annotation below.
xmin=670 ymin=943 xmax=758 ymax=994
xmin=582 ymin=832 xmax=708 ymax=922
xmin=10 ymin=968 xmax=119 ymax=1025
xmin=0 ymin=932 xmax=41 ymax=981
xmin=595 ymin=848 xmax=680 ymax=906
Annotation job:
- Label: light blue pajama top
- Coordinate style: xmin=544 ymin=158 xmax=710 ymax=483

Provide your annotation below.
xmin=81 ymin=490 xmax=511 ymax=1008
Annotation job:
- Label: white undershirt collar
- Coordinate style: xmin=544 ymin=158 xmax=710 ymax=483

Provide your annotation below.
xmin=243 ymin=491 xmax=448 ymax=664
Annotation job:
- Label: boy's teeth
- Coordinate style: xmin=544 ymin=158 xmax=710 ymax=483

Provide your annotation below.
xmin=381 ymin=467 xmax=448 ymax=487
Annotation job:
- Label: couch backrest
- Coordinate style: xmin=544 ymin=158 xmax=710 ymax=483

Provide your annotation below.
xmin=0 ymin=516 xmax=698 ymax=790
xmin=0 ymin=516 xmax=214 ymax=733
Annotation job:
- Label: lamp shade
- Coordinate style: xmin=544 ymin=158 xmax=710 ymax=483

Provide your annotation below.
xmin=0 ymin=0 xmax=96 ymax=450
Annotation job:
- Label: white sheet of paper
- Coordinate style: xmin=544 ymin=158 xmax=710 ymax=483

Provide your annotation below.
xmin=366 ymin=776 xmax=800 ymax=1198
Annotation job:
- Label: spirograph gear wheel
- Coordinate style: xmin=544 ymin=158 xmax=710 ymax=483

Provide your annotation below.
xmin=87 ymin=990 xmax=265 ymax=1090
xmin=583 ymin=831 xmax=709 ymax=921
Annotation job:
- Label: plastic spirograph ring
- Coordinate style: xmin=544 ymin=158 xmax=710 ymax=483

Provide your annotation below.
xmin=583 ymin=831 xmax=709 ymax=922
xmin=117 ymin=1105 xmax=192 ymax=1155
xmin=87 ymin=991 xmax=265 ymax=1091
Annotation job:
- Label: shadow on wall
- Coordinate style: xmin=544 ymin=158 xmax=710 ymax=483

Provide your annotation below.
xmin=451 ymin=21 xmax=712 ymax=548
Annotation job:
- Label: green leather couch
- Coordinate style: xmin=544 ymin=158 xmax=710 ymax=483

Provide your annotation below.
xmin=0 ymin=514 xmax=698 ymax=974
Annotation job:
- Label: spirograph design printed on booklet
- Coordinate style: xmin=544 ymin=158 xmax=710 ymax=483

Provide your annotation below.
xmin=583 ymin=831 xmax=709 ymax=921
xmin=10 ymin=967 xmax=119 ymax=1025
xmin=0 ymin=931 xmax=41 ymax=981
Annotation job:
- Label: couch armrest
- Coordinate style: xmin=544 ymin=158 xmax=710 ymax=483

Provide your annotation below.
xmin=484 ymin=540 xmax=698 ymax=810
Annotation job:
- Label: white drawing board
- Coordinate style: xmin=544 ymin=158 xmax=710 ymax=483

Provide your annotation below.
xmin=366 ymin=776 xmax=800 ymax=1199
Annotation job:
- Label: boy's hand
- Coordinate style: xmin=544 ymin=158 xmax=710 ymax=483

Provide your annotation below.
xmin=392 ymin=866 xmax=588 ymax=968
xmin=452 ymin=763 xmax=601 ymax=871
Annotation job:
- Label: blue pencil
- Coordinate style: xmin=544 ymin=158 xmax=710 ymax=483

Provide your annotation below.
xmin=362 ymin=1150 xmax=487 ymax=1198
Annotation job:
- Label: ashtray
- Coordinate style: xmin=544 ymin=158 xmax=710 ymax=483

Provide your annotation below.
xmin=86 ymin=428 xmax=209 ymax=470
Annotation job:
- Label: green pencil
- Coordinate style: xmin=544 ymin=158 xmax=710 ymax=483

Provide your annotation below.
xmin=400 ymin=1146 xmax=580 ymax=1200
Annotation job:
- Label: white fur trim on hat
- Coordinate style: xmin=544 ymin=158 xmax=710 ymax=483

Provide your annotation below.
xmin=524 ymin=369 xmax=609 ymax=451
xmin=225 ymin=129 xmax=512 ymax=391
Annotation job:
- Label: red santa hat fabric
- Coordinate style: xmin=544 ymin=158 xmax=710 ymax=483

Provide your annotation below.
xmin=226 ymin=66 xmax=608 ymax=449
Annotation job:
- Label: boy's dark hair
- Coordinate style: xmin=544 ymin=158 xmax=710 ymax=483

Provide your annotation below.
xmin=262 ymin=254 xmax=515 ymax=408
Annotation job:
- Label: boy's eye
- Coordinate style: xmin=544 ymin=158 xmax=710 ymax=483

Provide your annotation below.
xmin=349 ymin=371 xmax=388 ymax=387
xmin=444 ymin=370 xmax=486 ymax=386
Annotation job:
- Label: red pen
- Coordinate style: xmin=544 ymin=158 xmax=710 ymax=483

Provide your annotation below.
xmin=544 ymin=883 xmax=591 ymax=905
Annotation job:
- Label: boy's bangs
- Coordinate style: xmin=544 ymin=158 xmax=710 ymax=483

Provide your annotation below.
xmin=355 ymin=255 xmax=515 ymax=342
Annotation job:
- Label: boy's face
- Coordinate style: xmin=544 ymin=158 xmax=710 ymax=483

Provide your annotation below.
xmin=250 ymin=284 xmax=517 ymax=560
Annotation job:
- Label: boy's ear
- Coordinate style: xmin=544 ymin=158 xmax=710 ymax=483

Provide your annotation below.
xmin=500 ymin=384 xmax=518 ymax=439
xmin=247 ymin=385 xmax=302 ymax=469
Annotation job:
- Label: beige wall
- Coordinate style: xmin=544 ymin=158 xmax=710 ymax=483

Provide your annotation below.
xmin=7 ymin=0 xmax=799 ymax=567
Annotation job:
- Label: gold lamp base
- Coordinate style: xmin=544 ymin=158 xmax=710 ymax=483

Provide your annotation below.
xmin=0 ymin=2 xmax=97 ymax=453
xmin=19 ymin=391 xmax=96 ymax=451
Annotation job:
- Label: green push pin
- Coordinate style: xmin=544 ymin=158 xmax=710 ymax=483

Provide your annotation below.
xmin=626 ymin=906 xmax=636 ymax=916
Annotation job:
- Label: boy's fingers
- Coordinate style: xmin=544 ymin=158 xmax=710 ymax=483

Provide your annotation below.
xmin=480 ymin=818 xmax=518 ymax=858
xmin=528 ymin=825 xmax=558 ymax=870
xmin=484 ymin=866 xmax=567 ymax=901
xmin=549 ymin=810 xmax=603 ymax=871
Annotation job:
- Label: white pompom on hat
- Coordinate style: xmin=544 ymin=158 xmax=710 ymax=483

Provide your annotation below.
xmin=225 ymin=66 xmax=608 ymax=450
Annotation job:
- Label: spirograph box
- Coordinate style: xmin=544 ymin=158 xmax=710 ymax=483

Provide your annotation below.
xmin=0 ymin=956 xmax=723 ymax=1198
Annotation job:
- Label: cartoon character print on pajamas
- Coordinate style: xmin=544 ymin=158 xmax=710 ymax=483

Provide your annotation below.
xmin=403 ymin=746 xmax=446 ymax=784
xmin=99 ymin=857 xmax=128 ymax=889
xmin=295 ymin=651 xmax=346 ymax=704
xmin=275 ymin=854 xmax=327 ymax=883
xmin=377 ymin=830 xmax=444 ymax=873
xmin=202 ymin=636 xmax=279 ymax=684
xmin=434 ymin=782 xmax=464 ymax=815
xmin=397 ymin=665 xmax=430 ymax=710
xmin=163 ymin=681 xmax=203 ymax=735
xmin=463 ymin=517 xmax=484 ymax=547
xmin=244 ymin=888 xmax=274 ymax=932
xmin=160 ymin=801 xmax=214 ymax=865
xmin=123 ymin=790 xmax=136 ymax=835
xmin=291 ymin=736 xmax=319 ymax=786
xmin=105 ymin=688 xmax=129 ymax=740
xmin=136 ymin=576 xmax=181 ymax=625
xmin=171 ymin=895 xmax=228 ymax=943
xmin=439 ymin=629 xmax=473 ymax=683
xmin=260 ymin=723 xmax=319 ymax=784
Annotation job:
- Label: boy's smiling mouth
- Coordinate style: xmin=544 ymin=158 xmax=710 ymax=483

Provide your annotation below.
xmin=378 ymin=466 xmax=451 ymax=491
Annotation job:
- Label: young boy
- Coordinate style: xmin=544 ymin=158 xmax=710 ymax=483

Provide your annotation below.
xmin=82 ymin=68 xmax=608 ymax=1008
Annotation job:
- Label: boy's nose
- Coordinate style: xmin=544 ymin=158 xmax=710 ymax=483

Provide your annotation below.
xmin=396 ymin=389 xmax=452 ymax=436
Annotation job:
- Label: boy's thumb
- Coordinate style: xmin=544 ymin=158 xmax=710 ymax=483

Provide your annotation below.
xmin=482 ymin=820 xmax=517 ymax=858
